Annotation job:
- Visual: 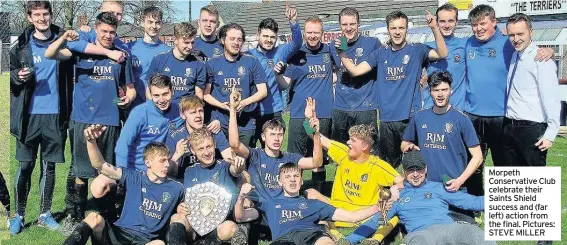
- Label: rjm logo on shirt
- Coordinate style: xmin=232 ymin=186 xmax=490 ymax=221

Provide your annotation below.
xmin=139 ymin=197 xmax=163 ymax=219
xmin=386 ymin=66 xmax=406 ymax=81
xmin=424 ymin=133 xmax=447 ymax=150
xmin=279 ymin=210 xmax=303 ymax=224
xmin=93 ymin=65 xmax=112 ymax=75
xmin=344 ymin=180 xmax=361 ymax=197
xmin=307 ymin=65 xmax=328 ymax=79
xmin=222 ymin=78 xmax=243 ymax=93
xmin=263 ymin=173 xmax=280 ymax=189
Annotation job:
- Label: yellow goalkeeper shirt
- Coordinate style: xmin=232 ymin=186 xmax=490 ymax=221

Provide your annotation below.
xmin=328 ymin=141 xmax=399 ymax=211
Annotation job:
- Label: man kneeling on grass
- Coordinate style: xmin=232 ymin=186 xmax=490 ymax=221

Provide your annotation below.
xmin=341 ymin=151 xmax=494 ymax=245
xmin=233 ymin=160 xmax=384 ymax=245
xmin=63 ymin=125 xmax=183 ymax=245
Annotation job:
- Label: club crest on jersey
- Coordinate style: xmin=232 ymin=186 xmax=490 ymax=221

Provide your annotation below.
xmin=360 ymin=173 xmax=369 ymax=182
xmin=488 ymin=48 xmax=496 ymax=58
xmin=87 ymin=58 xmax=94 ymax=63
xmin=164 ymin=67 xmax=171 ymax=72
xmin=162 ymin=192 xmax=171 ymax=203
xmin=267 ymin=60 xmax=275 ymax=68
xmin=237 ymin=66 xmax=246 ymax=76
xmin=213 ymin=48 xmax=222 ymax=57
xmin=344 ymin=168 xmax=350 ymax=174
xmin=355 ymin=48 xmax=363 ymax=57
xmin=278 ymin=163 xmax=285 ymax=168
xmin=299 ymin=202 xmax=308 ymax=209
xmin=444 ymin=123 xmax=453 ymax=134
xmin=261 ymin=164 xmax=267 ymax=168
xmin=218 ymin=70 xmax=223 ymax=76
xmin=323 ymin=54 xmax=331 ymax=63
xmin=454 ymin=54 xmax=461 ymax=63
xmin=468 ymin=50 xmax=475 ymax=60
xmin=276 ymin=204 xmax=281 ymax=208
xmin=185 ymin=68 xmax=192 ymax=77
xmin=422 ymin=124 xmax=427 ymax=129
xmin=300 ymin=58 xmax=306 ymax=64
xmin=424 ymin=192 xmax=432 ymax=199
xmin=402 ymin=55 xmax=410 ymax=65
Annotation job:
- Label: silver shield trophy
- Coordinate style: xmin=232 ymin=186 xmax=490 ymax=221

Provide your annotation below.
xmin=185 ymin=182 xmax=232 ymax=236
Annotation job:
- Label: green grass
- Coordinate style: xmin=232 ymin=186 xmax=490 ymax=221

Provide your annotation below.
xmin=1 ymin=72 xmax=566 ymax=244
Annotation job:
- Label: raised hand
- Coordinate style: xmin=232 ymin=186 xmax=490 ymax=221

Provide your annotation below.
xmin=425 ymin=10 xmax=437 ymax=29
xmin=274 ymin=61 xmax=287 ymax=74
xmin=175 ymin=139 xmax=188 ymax=156
xmin=228 ymin=150 xmax=245 ymax=174
xmin=239 ymin=183 xmax=255 ymax=196
xmin=304 ymin=97 xmax=317 ymax=119
xmin=230 ymin=84 xmax=242 ymax=110
xmin=84 ymin=124 xmax=108 ymax=142
xmin=107 ymin=50 xmax=126 ymax=63
xmin=285 ymin=1 xmax=297 ymax=22
xmin=62 ymin=30 xmax=79 ymax=41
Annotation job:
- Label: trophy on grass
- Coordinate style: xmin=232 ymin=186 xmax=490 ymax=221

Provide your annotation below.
xmin=378 ymin=187 xmax=391 ymax=225
xmin=184 ymin=182 xmax=232 ymax=236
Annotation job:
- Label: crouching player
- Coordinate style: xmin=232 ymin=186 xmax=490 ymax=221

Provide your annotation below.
xmin=167 ymin=128 xmax=249 ymax=245
xmin=303 ymin=98 xmax=404 ymax=243
xmin=234 ymin=162 xmax=384 ymax=245
xmin=63 ymin=125 xmax=183 ymax=245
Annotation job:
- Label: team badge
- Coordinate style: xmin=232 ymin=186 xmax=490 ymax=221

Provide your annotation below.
xmin=345 ymin=168 xmax=350 ymax=174
xmin=323 ymin=54 xmax=331 ymax=63
xmin=237 ymin=66 xmax=246 ymax=76
xmin=142 ymin=187 xmax=147 ymax=193
xmin=109 ymin=60 xmax=118 ymax=65
xmin=444 ymin=123 xmax=453 ymax=134
xmin=162 ymin=192 xmax=171 ymax=203
xmin=217 ymin=70 xmax=223 ymax=76
xmin=278 ymin=163 xmax=286 ymax=169
xmin=299 ymin=202 xmax=308 ymax=209
xmin=422 ymin=124 xmax=427 ymax=129
xmin=402 ymin=55 xmax=410 ymax=65
xmin=300 ymin=58 xmax=306 ymax=64
xmin=424 ymin=192 xmax=432 ymax=199
xmin=355 ymin=48 xmax=364 ymax=57
xmin=261 ymin=164 xmax=267 ymax=168
xmin=488 ymin=48 xmax=496 ymax=58
xmin=454 ymin=54 xmax=461 ymax=63
xmin=185 ymin=68 xmax=192 ymax=77
xmin=165 ymin=67 xmax=171 ymax=72
xmin=267 ymin=60 xmax=275 ymax=68
xmin=468 ymin=50 xmax=475 ymax=60
xmin=87 ymin=58 xmax=94 ymax=63
xmin=213 ymin=48 xmax=222 ymax=57
xmin=276 ymin=205 xmax=281 ymax=208
xmin=360 ymin=173 xmax=369 ymax=182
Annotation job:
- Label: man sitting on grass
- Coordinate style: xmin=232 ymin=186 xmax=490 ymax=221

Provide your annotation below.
xmin=341 ymin=151 xmax=494 ymax=245
xmin=303 ymin=97 xmax=404 ymax=243
xmin=234 ymin=161 xmax=385 ymax=245
xmin=63 ymin=125 xmax=183 ymax=245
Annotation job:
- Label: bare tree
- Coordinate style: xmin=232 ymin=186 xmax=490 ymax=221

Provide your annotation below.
xmin=4 ymin=0 xmax=177 ymax=34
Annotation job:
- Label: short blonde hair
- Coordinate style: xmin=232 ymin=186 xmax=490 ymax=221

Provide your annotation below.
xmin=174 ymin=22 xmax=197 ymax=39
xmin=179 ymin=95 xmax=204 ymax=113
xmin=101 ymin=0 xmax=124 ymax=8
xmin=188 ymin=128 xmax=214 ymax=150
xmin=143 ymin=142 xmax=170 ymax=161
xmin=348 ymin=124 xmax=375 ymax=147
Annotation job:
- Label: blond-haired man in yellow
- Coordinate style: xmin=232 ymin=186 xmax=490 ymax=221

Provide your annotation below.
xmin=303 ymin=97 xmax=404 ymax=243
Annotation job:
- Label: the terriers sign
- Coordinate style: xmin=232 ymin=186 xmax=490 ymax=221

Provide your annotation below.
xmin=440 ymin=0 xmax=567 ymax=19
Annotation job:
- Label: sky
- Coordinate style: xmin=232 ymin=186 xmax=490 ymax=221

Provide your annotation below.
xmin=171 ymin=0 xmax=261 ymax=22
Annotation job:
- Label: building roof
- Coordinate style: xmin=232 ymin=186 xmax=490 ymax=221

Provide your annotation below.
xmin=210 ymin=0 xmax=438 ymax=35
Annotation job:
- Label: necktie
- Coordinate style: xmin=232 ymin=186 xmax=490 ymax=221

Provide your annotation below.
xmin=505 ymin=52 xmax=520 ymax=114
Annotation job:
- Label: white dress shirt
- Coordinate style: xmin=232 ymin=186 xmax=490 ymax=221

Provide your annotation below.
xmin=506 ymin=42 xmax=560 ymax=141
